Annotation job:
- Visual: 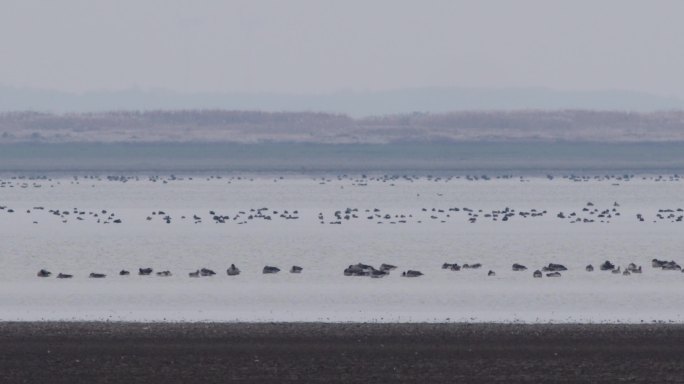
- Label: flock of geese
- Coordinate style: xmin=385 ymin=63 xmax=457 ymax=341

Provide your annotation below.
xmin=441 ymin=259 xmax=668 ymax=278
xmin=3 ymin=201 xmax=684 ymax=226
xmin=35 ymin=263 xmax=424 ymax=279
xmin=2 ymin=172 xmax=683 ymax=186
xmin=34 ymin=258 xmax=680 ymax=280
xmin=37 ymin=264 xmax=258 ymax=279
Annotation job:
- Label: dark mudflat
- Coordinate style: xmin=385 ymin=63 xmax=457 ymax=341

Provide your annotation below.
xmin=1 ymin=322 xmax=684 ymax=383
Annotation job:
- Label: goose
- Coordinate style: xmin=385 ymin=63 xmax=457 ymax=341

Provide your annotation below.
xmin=488 ymin=270 xmax=496 ymax=276
xmin=89 ymin=273 xmax=106 ymax=278
xmin=37 ymin=269 xmax=51 ymax=277
xmin=546 ymin=272 xmax=562 ymax=277
xmin=661 ymin=261 xmax=681 ymax=271
xmin=512 ymin=263 xmax=527 ymax=271
xmin=263 ymin=266 xmax=280 ymax=274
xmin=354 ymin=263 xmax=373 ymax=270
xmin=200 ymin=268 xmax=216 ymax=276
xmin=344 ymin=263 xmax=370 ymax=276
xmin=468 ymin=263 xmax=482 ymax=269
xmin=227 ymin=264 xmax=241 ymax=276
xmin=612 ymin=266 xmax=621 ymax=274
xmin=189 ymin=270 xmax=200 ymax=278
xmin=600 ymin=260 xmax=615 ymax=271
xmin=533 ymin=270 xmax=542 ymax=278
xmin=290 ymin=265 xmax=303 ymax=274
xmin=156 ymin=271 xmax=172 ymax=277
xmin=57 ymin=273 xmax=73 ymax=279
xmin=402 ymin=270 xmax=423 ymax=277
xmin=119 ymin=270 xmax=130 ymax=276
xmin=542 ymin=263 xmax=567 ymax=272
xmin=585 ymin=265 xmax=594 ymax=272
xmin=380 ymin=263 xmax=397 ymax=272
xmin=370 ymin=269 xmax=387 ymax=278
xmin=139 ymin=268 xmax=153 ymax=276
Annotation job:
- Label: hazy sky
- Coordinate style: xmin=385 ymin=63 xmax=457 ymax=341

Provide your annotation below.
xmin=2 ymin=0 xmax=683 ymax=97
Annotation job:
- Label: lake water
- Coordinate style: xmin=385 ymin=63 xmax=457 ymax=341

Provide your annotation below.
xmin=1 ymin=141 xmax=684 ymax=173
xmin=1 ymin=173 xmax=683 ymax=322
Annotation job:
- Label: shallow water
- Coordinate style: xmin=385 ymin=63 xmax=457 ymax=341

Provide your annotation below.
xmin=1 ymin=174 xmax=683 ymax=322
xmin=2 ymin=142 xmax=684 ymax=173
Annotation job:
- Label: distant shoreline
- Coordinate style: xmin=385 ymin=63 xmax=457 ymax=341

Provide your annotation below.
xmin=3 ymin=110 xmax=684 ymax=144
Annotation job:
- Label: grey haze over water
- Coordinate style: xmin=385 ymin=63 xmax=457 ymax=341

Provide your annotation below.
xmin=2 ymin=1 xmax=684 ymax=113
xmin=3 ymin=1 xmax=684 ymax=175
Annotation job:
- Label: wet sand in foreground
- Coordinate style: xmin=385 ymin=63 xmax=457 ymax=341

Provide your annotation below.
xmin=1 ymin=322 xmax=684 ymax=383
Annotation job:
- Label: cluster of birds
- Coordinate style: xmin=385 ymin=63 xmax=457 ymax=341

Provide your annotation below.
xmin=315 ymin=198 xmax=684 ymax=225
xmin=3 ymin=201 xmax=684 ymax=226
xmin=3 ymin=171 xmax=684 ymax=229
xmin=310 ymin=173 xmax=684 ymax=186
xmin=35 ymin=263 xmax=429 ymax=279
xmin=0 ymin=172 xmax=682 ymax=187
xmin=0 ymin=205 xmax=123 ymax=225
xmin=5 ymin=172 xmax=684 ymax=265
xmin=548 ymin=174 xmax=683 ymax=183
xmin=556 ymin=202 xmax=621 ymax=224
xmin=0 ymin=180 xmax=43 ymax=189
xmin=318 ymin=201 xmax=684 ymax=225
xmin=319 ymin=206 xmax=551 ymax=225
xmin=442 ymin=259 xmax=680 ymax=278
xmin=2 ymin=172 xmax=684 ymax=190
xmin=0 ymin=205 xmax=306 ymax=226
xmin=146 ymin=207 xmax=300 ymax=225
xmin=647 ymin=209 xmax=684 ymax=223
xmin=343 ymin=263 xmax=423 ymax=278
xmin=35 ymin=264 xmax=306 ymax=279
xmin=36 ymin=258 xmax=684 ymax=281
